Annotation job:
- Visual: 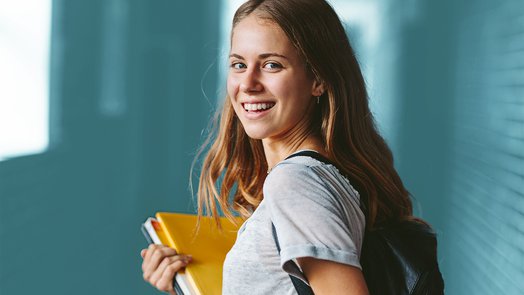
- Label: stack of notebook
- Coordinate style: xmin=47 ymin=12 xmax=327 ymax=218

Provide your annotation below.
xmin=141 ymin=212 xmax=242 ymax=295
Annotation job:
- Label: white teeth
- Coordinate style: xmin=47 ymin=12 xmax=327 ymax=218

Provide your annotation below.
xmin=243 ymin=102 xmax=274 ymax=111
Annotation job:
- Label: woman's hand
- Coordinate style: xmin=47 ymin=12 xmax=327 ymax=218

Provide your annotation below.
xmin=140 ymin=244 xmax=192 ymax=294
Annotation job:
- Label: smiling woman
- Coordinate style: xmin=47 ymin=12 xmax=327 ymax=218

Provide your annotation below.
xmin=0 ymin=1 xmax=52 ymax=160
xmin=140 ymin=0 xmax=440 ymax=294
xmin=227 ymin=15 xmax=323 ymax=146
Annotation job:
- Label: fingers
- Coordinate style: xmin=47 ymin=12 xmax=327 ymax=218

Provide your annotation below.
xmin=153 ymin=256 xmax=191 ymax=293
xmin=142 ymin=244 xmax=178 ymax=275
xmin=149 ymin=255 xmax=189 ymax=285
xmin=141 ymin=244 xmax=192 ymax=294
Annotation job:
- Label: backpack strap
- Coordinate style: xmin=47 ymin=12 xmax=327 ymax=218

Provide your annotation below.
xmin=271 ymin=222 xmax=314 ymax=295
xmin=284 ymin=150 xmax=333 ymax=165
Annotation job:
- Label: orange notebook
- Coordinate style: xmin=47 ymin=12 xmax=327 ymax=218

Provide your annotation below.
xmin=144 ymin=212 xmax=242 ymax=295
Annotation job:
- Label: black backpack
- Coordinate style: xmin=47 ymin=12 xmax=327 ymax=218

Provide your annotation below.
xmin=360 ymin=219 xmax=444 ymax=294
xmin=272 ymin=150 xmax=444 ymax=294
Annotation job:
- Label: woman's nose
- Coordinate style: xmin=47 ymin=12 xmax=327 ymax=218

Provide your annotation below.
xmin=239 ymin=69 xmax=263 ymax=93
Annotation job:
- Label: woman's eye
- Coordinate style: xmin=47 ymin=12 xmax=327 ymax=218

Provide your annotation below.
xmin=264 ymin=62 xmax=282 ymax=70
xmin=231 ymin=62 xmax=246 ymax=70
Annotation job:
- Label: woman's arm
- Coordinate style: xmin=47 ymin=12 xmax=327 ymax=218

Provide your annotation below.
xmin=297 ymin=257 xmax=369 ymax=295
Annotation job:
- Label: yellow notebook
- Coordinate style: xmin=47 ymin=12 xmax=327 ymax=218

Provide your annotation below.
xmin=153 ymin=212 xmax=242 ymax=295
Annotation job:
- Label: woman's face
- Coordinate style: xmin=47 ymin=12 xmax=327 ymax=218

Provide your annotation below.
xmin=227 ymin=14 xmax=319 ymax=142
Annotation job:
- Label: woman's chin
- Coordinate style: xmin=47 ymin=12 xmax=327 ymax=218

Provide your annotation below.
xmin=243 ymin=129 xmax=269 ymax=140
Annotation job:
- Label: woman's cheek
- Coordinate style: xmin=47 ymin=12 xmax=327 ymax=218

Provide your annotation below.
xmin=226 ymin=76 xmax=238 ymax=100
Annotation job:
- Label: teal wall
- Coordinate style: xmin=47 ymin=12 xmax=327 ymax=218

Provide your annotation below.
xmin=369 ymin=0 xmax=524 ymax=294
xmin=0 ymin=0 xmax=220 ymax=294
xmin=1 ymin=0 xmax=523 ymax=294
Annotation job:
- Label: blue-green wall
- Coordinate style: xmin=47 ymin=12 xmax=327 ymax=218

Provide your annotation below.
xmin=0 ymin=0 xmax=220 ymax=294
xmin=370 ymin=0 xmax=524 ymax=294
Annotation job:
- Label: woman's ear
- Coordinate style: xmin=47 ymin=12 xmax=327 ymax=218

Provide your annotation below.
xmin=311 ymin=79 xmax=325 ymax=97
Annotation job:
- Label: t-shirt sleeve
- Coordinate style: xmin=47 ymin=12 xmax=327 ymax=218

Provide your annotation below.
xmin=264 ymin=162 xmax=365 ymax=280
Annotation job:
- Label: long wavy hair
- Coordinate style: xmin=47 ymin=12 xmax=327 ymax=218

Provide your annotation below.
xmin=194 ymin=0 xmax=413 ymax=230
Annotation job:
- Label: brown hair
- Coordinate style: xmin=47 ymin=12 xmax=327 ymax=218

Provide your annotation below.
xmin=194 ymin=0 xmax=413 ymax=230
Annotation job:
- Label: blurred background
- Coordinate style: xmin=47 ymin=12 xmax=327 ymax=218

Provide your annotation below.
xmin=0 ymin=0 xmax=523 ymax=294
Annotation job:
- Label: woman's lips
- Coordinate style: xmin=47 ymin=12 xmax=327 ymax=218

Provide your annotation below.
xmin=241 ymin=102 xmax=275 ymax=119
xmin=242 ymin=102 xmax=275 ymax=112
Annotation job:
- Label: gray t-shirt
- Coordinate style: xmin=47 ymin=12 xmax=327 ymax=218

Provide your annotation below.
xmin=222 ymin=153 xmax=366 ymax=295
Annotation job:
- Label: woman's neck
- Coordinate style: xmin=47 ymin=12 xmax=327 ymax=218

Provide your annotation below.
xmin=262 ymin=134 xmax=324 ymax=173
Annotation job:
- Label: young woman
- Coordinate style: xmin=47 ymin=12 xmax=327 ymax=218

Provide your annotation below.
xmin=141 ymin=0 xmax=413 ymax=294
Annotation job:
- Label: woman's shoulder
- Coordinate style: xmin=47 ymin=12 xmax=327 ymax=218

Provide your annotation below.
xmin=264 ymin=154 xmax=359 ymax=203
xmin=267 ymin=153 xmax=349 ymax=185
xmin=263 ymin=154 xmax=365 ymax=242
xmin=264 ymin=156 xmax=350 ymax=191
xmin=266 ymin=155 xmax=327 ymax=184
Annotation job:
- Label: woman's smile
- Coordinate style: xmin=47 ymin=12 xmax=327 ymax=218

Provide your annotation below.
xmin=242 ymin=102 xmax=275 ymax=112
xmin=240 ymin=100 xmax=276 ymax=120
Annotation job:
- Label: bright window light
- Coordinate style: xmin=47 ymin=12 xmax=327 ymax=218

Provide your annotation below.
xmin=0 ymin=0 xmax=52 ymax=161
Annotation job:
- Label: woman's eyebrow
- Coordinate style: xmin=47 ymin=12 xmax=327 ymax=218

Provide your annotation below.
xmin=229 ymin=53 xmax=288 ymax=60
xmin=259 ymin=53 xmax=288 ymax=60
xmin=229 ymin=53 xmax=244 ymax=59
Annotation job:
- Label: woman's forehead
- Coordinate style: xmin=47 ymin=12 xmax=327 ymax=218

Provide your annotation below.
xmin=230 ymin=15 xmax=295 ymax=57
